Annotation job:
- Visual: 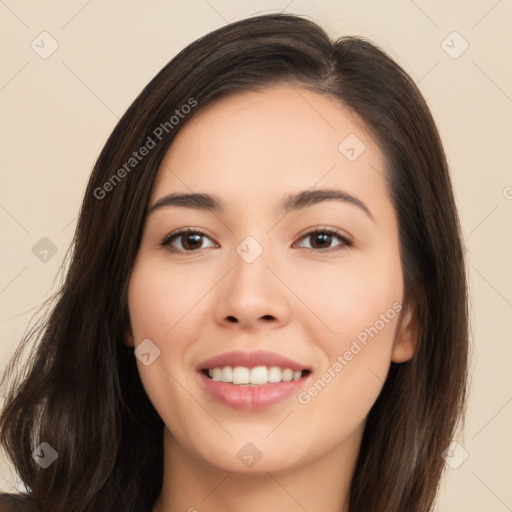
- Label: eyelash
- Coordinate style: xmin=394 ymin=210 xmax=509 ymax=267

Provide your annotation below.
xmin=160 ymin=227 xmax=353 ymax=254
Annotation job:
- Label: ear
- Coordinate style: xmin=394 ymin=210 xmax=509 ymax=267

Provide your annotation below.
xmin=391 ymin=300 xmax=418 ymax=363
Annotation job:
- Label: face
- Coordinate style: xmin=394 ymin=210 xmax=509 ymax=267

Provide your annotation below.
xmin=127 ymin=85 xmax=415 ymax=475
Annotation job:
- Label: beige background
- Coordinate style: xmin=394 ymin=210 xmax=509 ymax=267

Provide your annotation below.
xmin=1 ymin=0 xmax=511 ymax=510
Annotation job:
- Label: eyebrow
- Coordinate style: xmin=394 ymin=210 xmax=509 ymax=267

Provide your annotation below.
xmin=148 ymin=188 xmax=373 ymax=220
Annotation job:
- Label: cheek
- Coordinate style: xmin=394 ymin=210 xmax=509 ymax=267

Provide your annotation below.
xmin=128 ymin=259 xmax=207 ymax=339
xmin=293 ymin=250 xmax=403 ymax=418
xmin=127 ymin=261 xmax=200 ymax=396
xmin=296 ymin=297 xmax=402 ymax=451
xmin=127 ymin=260 xmax=201 ymax=424
xmin=294 ymin=250 xmax=404 ymax=342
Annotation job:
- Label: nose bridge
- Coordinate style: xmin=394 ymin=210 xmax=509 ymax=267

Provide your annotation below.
xmin=232 ymin=238 xmax=270 ymax=289
xmin=213 ymin=234 xmax=290 ymax=328
xmin=229 ymin=234 xmax=275 ymax=301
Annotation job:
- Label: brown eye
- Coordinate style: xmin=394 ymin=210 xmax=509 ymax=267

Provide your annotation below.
xmin=161 ymin=229 xmax=216 ymax=252
xmin=296 ymin=229 xmax=352 ymax=251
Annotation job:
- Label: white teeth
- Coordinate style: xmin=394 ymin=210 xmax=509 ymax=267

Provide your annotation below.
xmin=249 ymin=366 xmax=268 ymax=385
xmin=282 ymin=368 xmax=294 ymax=382
xmin=232 ymin=366 xmax=250 ymax=384
xmin=268 ymin=366 xmax=282 ymax=383
xmin=221 ymin=366 xmax=233 ymax=382
xmin=205 ymin=365 xmax=305 ymax=385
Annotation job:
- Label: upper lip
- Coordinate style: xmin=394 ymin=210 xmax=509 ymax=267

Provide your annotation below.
xmin=197 ymin=350 xmax=311 ymax=372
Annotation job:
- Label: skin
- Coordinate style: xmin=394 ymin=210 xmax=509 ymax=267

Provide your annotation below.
xmin=127 ymin=85 xmax=416 ymax=512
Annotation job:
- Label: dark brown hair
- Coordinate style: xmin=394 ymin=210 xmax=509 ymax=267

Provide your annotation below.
xmin=0 ymin=12 xmax=468 ymax=512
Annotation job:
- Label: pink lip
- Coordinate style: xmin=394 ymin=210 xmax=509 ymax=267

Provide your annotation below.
xmin=197 ymin=372 xmax=312 ymax=411
xmin=197 ymin=350 xmax=310 ymax=372
xmin=196 ymin=350 xmax=312 ymax=411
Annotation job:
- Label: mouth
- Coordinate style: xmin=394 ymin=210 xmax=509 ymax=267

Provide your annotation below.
xmin=200 ymin=366 xmax=312 ymax=386
xmin=196 ymin=355 xmax=313 ymax=410
xmin=196 ymin=350 xmax=313 ymax=410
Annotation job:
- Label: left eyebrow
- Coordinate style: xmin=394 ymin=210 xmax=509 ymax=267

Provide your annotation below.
xmin=280 ymin=188 xmax=373 ymax=220
xmin=148 ymin=188 xmax=373 ymax=220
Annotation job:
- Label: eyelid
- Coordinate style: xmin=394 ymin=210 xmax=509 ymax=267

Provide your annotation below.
xmin=296 ymin=225 xmax=344 ymax=238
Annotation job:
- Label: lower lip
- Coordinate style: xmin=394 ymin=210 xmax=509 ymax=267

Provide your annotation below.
xmin=198 ymin=372 xmax=311 ymax=411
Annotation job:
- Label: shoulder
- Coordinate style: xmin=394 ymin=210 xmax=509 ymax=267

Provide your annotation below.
xmin=0 ymin=493 xmax=31 ymax=512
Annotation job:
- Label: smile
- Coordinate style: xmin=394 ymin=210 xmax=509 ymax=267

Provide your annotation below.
xmin=204 ymin=365 xmax=310 ymax=385
xmin=196 ymin=350 xmax=313 ymax=410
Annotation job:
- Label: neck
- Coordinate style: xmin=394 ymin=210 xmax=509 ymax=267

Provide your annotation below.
xmin=152 ymin=426 xmax=361 ymax=512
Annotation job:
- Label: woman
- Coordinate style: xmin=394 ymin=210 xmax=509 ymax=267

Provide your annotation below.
xmin=0 ymin=12 xmax=468 ymax=512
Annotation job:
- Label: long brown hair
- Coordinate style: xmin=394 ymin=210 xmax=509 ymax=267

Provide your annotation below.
xmin=0 ymin=13 xmax=468 ymax=512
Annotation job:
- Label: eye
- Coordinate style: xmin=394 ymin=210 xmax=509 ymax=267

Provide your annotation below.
xmin=295 ymin=228 xmax=352 ymax=251
xmin=160 ymin=228 xmax=217 ymax=252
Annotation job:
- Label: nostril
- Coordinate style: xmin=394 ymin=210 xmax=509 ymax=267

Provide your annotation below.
xmin=261 ymin=315 xmax=275 ymax=321
xmin=226 ymin=316 xmax=237 ymax=323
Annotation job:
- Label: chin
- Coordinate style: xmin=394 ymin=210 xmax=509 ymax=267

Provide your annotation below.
xmin=178 ymin=432 xmax=297 ymax=474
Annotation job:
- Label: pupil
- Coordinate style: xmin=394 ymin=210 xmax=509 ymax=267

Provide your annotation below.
xmin=312 ymin=233 xmax=331 ymax=248
xmin=184 ymin=234 xmax=201 ymax=250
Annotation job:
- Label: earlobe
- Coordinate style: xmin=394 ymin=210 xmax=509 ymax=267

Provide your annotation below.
xmin=391 ymin=303 xmax=418 ymax=363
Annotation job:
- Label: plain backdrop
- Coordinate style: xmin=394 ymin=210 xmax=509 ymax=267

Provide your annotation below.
xmin=1 ymin=1 xmax=511 ymax=510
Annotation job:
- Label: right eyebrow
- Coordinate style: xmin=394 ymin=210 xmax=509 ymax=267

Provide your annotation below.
xmin=148 ymin=193 xmax=223 ymax=214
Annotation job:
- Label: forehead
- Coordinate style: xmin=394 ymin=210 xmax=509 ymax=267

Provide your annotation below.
xmin=150 ymin=85 xmax=388 ymax=213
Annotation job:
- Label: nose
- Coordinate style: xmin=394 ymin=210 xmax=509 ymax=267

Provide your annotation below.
xmin=213 ymin=246 xmax=291 ymax=331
